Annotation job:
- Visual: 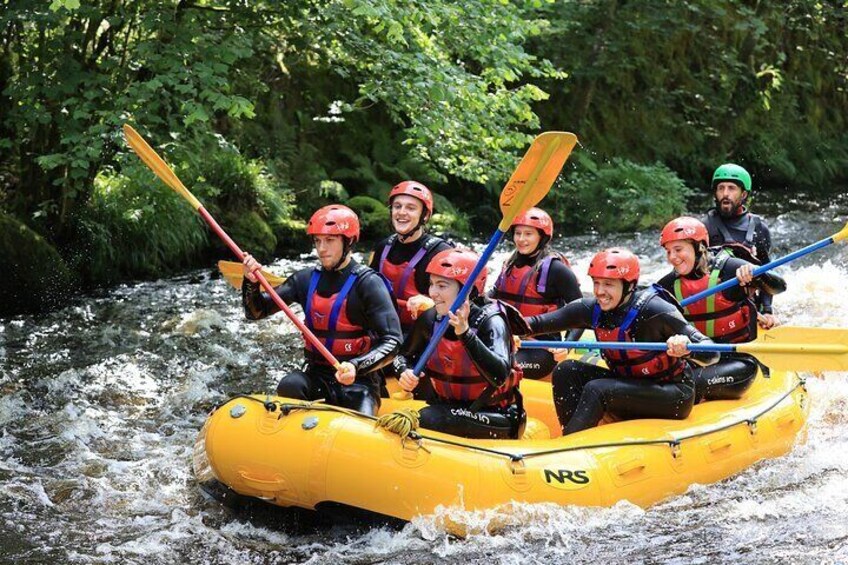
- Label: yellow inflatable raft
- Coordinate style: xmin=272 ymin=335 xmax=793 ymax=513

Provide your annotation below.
xmin=193 ymin=366 xmax=808 ymax=522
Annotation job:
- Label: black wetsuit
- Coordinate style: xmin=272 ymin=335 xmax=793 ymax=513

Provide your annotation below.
xmin=703 ymin=207 xmax=774 ymax=313
xmin=393 ymin=299 xmax=525 ymax=439
xmin=657 ymin=254 xmax=786 ymax=402
xmin=489 ymin=251 xmax=584 ymax=380
xmin=243 ymin=259 xmax=402 ymax=415
xmin=527 ymin=289 xmax=719 ymax=434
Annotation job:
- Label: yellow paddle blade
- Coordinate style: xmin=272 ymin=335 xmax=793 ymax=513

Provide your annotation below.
xmin=122 ymin=124 xmax=202 ymax=210
xmin=498 ymin=131 xmax=578 ymax=231
xmin=217 ymin=260 xmax=285 ymax=290
xmin=742 ymin=325 xmax=848 ymax=372
xmin=834 ymin=220 xmax=848 ymax=242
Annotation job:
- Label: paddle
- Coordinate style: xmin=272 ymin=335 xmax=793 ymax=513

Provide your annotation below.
xmin=410 ymin=132 xmax=578 ymax=376
xmin=520 ymin=325 xmax=848 ymax=372
xmin=122 ymin=123 xmax=340 ymax=368
xmin=681 ymin=220 xmax=848 ymax=307
xmin=218 ymin=260 xmax=285 ymax=290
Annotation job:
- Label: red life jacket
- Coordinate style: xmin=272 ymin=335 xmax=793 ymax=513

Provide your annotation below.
xmin=673 ymin=254 xmax=753 ymax=343
xmin=425 ymin=303 xmax=522 ymax=408
xmin=591 ymin=287 xmax=687 ymax=382
xmin=303 ymin=266 xmax=372 ymax=365
xmin=378 ymin=234 xmax=440 ymax=331
xmin=493 ymin=254 xmax=568 ymax=317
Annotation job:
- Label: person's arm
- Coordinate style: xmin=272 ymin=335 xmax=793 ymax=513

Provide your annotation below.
xmin=461 ymin=312 xmax=512 ymax=386
xmin=756 ymin=220 xmax=772 ymax=264
xmin=526 ymin=298 xmax=594 ymax=336
xmin=242 ymin=271 xmax=303 ymax=320
xmin=392 ymin=308 xmax=436 ymax=375
xmin=722 ymin=257 xmax=786 ymax=300
xmin=546 ymin=260 xmax=583 ymax=303
xmin=347 ymin=273 xmax=403 ymax=374
xmin=640 ymin=303 xmax=719 ymax=367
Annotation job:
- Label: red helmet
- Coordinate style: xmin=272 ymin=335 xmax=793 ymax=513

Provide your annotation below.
xmin=388 ymin=181 xmax=434 ymax=217
xmin=660 ymin=217 xmax=709 ymax=247
xmin=512 ymin=207 xmax=553 ymax=237
xmin=588 ymin=248 xmax=640 ymax=282
xmin=426 ymin=249 xmax=486 ymax=294
xmin=306 ymin=205 xmax=360 ymax=243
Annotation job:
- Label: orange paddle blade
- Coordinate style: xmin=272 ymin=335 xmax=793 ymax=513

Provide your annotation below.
xmin=498 ymin=132 xmax=578 ymax=231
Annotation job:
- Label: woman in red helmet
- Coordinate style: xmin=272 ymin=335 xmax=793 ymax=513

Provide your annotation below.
xmin=657 ymin=217 xmax=786 ymax=401
xmin=394 ymin=248 xmax=529 ymax=439
xmin=490 ymin=207 xmax=583 ymax=380
xmin=523 ymin=248 xmax=719 ymax=435
xmin=369 ymin=181 xmax=454 ymax=335
xmin=241 ymin=205 xmax=402 ymax=415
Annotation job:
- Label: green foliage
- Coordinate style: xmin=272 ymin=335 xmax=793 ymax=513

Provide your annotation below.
xmin=549 ymin=158 xmax=692 ymax=234
xmin=219 ymin=210 xmax=277 ymax=261
xmin=534 ymin=0 xmax=848 ymax=191
xmin=0 ymin=212 xmax=75 ymax=315
xmin=73 ymin=163 xmax=208 ymax=284
xmin=430 ymin=192 xmax=471 ymax=237
xmin=347 ymin=195 xmax=389 ymax=242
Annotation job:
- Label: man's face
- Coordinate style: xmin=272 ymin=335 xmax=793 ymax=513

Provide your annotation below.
xmin=313 ymin=234 xmax=345 ymax=269
xmin=714 ymin=181 xmax=747 ymax=218
xmin=390 ymin=195 xmax=424 ymax=236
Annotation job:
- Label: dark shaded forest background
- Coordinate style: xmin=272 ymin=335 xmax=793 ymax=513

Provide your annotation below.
xmin=1 ymin=0 xmax=846 ymax=314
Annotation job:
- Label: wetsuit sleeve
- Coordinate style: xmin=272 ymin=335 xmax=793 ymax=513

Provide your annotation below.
xmin=460 ymin=313 xmax=512 ymax=387
xmin=347 ymin=272 xmax=402 ymax=374
xmin=639 ymin=298 xmax=719 ymax=367
xmin=756 ymin=220 xmax=772 ymax=264
xmin=721 ymin=257 xmax=786 ymax=304
xmin=392 ymin=309 xmax=436 ymax=375
xmin=546 ymin=260 xmax=583 ymax=303
xmin=242 ymin=270 xmax=305 ymax=320
xmin=526 ymin=298 xmax=594 ymax=336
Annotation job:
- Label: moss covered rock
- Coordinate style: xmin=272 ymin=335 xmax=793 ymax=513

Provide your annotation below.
xmin=348 ymin=195 xmax=389 ymax=241
xmin=0 ymin=212 xmax=76 ymax=316
xmin=220 ymin=210 xmax=277 ymax=261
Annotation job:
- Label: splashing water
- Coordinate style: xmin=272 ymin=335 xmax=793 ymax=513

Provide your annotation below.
xmin=1 ymin=214 xmax=847 ymax=564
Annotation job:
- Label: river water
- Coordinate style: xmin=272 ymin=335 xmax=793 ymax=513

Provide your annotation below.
xmin=2 ymin=198 xmax=847 ymax=564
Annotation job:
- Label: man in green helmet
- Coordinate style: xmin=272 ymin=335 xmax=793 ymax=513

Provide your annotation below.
xmin=702 ymin=163 xmax=778 ymax=329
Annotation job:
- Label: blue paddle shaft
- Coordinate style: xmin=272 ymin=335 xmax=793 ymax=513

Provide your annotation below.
xmin=411 ymin=229 xmax=507 ymax=375
xmin=680 ymin=235 xmax=835 ymax=307
xmin=520 ymin=340 xmax=737 ymax=353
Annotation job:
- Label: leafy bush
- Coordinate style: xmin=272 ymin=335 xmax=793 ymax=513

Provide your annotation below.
xmin=348 ymin=195 xmax=389 ymax=242
xmin=549 ymin=158 xmax=692 ymax=234
xmin=73 ymin=162 xmax=208 ymax=284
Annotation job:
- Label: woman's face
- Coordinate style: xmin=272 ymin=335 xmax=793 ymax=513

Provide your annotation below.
xmin=664 ymin=240 xmax=697 ymax=276
xmin=513 ymin=225 xmax=542 ymax=255
xmin=429 ymin=274 xmax=460 ymax=316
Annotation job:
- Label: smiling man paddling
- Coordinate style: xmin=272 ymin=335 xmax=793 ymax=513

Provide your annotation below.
xmin=522 ymin=248 xmax=719 ymax=435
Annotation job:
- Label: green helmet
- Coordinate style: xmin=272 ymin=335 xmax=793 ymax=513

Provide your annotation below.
xmin=712 ymin=163 xmax=752 ymax=192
